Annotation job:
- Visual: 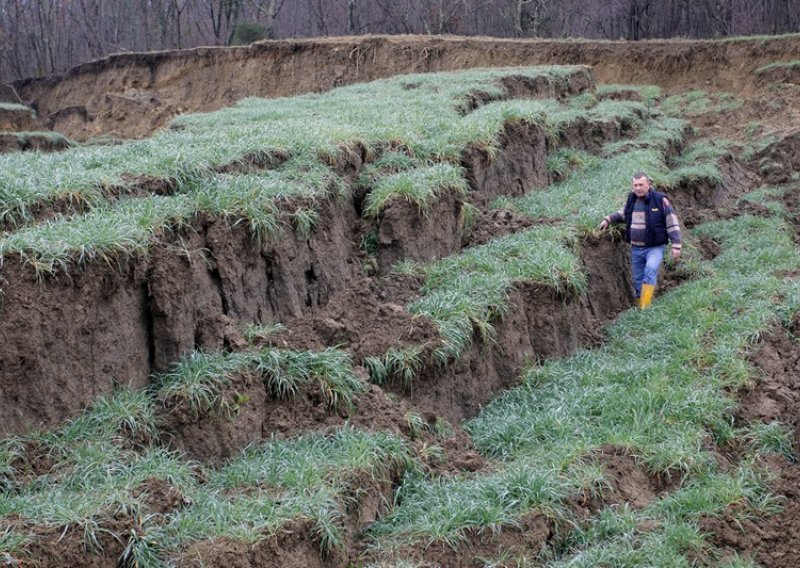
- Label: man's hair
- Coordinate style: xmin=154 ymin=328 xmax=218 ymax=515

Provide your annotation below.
xmin=633 ymin=171 xmax=650 ymax=181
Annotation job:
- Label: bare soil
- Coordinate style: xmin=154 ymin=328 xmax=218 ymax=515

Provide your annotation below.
xmin=0 ymin=106 xmax=38 ymax=131
xmin=179 ymin=520 xmax=325 ymax=568
xmin=700 ymin=319 xmax=800 ymax=567
xmin=582 ymin=445 xmax=677 ymax=512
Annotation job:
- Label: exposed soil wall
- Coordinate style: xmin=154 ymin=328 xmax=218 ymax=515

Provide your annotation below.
xmin=749 ymin=130 xmax=800 ymax=184
xmin=7 ymin=34 xmax=800 ymax=140
xmin=158 ymin=234 xmax=632 ymax=465
xmin=462 ymin=120 xmax=550 ymax=205
xmin=0 ymin=200 xmax=362 ymax=435
xmin=700 ymin=320 xmax=800 ymax=567
xmin=0 ymin=258 xmax=151 ymax=431
xmin=0 ymin=107 xmax=38 ymax=131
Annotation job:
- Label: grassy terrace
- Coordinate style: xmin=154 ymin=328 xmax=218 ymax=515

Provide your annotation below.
xmin=755 ymin=59 xmax=800 ymax=73
xmin=356 ymin=94 xmax=797 ymax=563
xmin=0 ymin=66 xmax=652 ymax=276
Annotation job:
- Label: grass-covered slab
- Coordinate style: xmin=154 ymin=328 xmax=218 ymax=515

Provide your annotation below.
xmin=0 ymin=103 xmax=37 ymax=132
xmin=408 ymin=225 xmax=585 ymax=364
xmin=0 ymin=160 xmax=341 ymax=276
xmin=0 ymin=130 xmax=71 ymax=153
xmin=755 ymin=59 xmax=800 ymax=86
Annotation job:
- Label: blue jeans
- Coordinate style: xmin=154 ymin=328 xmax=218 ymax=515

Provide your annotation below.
xmin=631 ymin=245 xmax=664 ymax=298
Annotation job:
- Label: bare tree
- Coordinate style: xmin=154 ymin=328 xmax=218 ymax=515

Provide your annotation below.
xmin=247 ymin=0 xmax=286 ymax=39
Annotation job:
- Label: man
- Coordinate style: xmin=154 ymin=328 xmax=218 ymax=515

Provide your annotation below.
xmin=598 ymin=172 xmax=682 ymax=309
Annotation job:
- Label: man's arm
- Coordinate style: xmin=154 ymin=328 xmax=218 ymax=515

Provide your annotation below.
xmin=663 ymin=197 xmax=682 ymax=259
xmin=598 ymin=208 xmax=624 ymax=230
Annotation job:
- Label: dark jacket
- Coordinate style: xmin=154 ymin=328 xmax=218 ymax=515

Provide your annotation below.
xmin=623 ymin=190 xmax=669 ymax=247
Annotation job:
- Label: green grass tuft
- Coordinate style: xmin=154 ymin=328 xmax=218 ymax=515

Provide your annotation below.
xmin=363 ymin=164 xmax=469 ymax=218
xmin=154 ymin=345 xmax=363 ymax=415
xmin=755 ymin=59 xmax=800 ymax=73
xmin=364 ymin=347 xmax=424 ymax=392
xmin=0 ymin=103 xmax=35 ymax=115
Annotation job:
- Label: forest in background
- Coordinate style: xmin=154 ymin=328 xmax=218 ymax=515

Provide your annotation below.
xmin=2 ymin=0 xmax=800 ymax=83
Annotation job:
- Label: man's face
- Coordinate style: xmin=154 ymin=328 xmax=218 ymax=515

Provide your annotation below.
xmin=632 ymin=176 xmax=651 ymax=197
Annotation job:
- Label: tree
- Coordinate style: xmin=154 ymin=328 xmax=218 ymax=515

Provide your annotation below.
xmin=247 ymin=0 xmax=286 ymax=39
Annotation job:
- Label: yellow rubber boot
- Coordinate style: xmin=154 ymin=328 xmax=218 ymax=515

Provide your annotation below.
xmin=640 ymin=283 xmax=656 ymax=309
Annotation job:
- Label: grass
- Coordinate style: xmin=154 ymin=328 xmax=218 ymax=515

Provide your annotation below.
xmin=364 ymin=347 xmax=424 ymax=392
xmin=0 ymin=162 xmax=341 ymax=276
xmin=602 ymin=116 xmax=688 ymax=156
xmin=4 ymin=61 xmax=797 ymax=567
xmin=671 ymin=139 xmax=731 ymax=165
xmin=242 ymin=321 xmax=287 ymax=343
xmin=0 ymin=103 xmax=35 ymax=115
xmin=1 ymin=130 xmax=69 ymax=141
xmin=154 ymin=345 xmax=364 ymax=414
xmin=0 ymin=66 xmax=583 ymax=228
xmin=664 ymin=160 xmax=725 ymax=188
xmin=755 ymin=59 xmax=800 ymax=74
xmin=546 ymin=148 xmax=599 ymax=181
xmin=494 ymin=113 xmax=696 ymax=231
xmin=0 ymin=526 xmax=28 ymax=560
xmin=382 ymin=112 xmax=688 ymax=374
xmin=742 ymin=133 xmax=780 ymax=161
xmin=503 ymin=147 xmax=666 ymax=229
xmin=553 ymin=464 xmax=777 ymax=566
xmin=150 ymin=427 xmax=412 ymax=557
xmin=362 ymin=164 xmax=469 ymax=218
xmin=368 ymin=461 xmax=572 ymax=550
xmin=595 ymin=84 xmax=662 ymax=107
xmin=661 ymin=90 xmax=742 ymax=116
xmin=0 ymin=391 xmax=413 ymax=565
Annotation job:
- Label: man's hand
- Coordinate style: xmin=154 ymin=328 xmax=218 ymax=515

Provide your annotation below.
xmin=598 ymin=219 xmax=609 ymax=231
xmin=671 ymin=247 xmax=681 ymax=260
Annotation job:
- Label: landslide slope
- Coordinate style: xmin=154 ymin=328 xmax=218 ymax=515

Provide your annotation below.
xmin=2 ymin=36 xmax=800 ymax=568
